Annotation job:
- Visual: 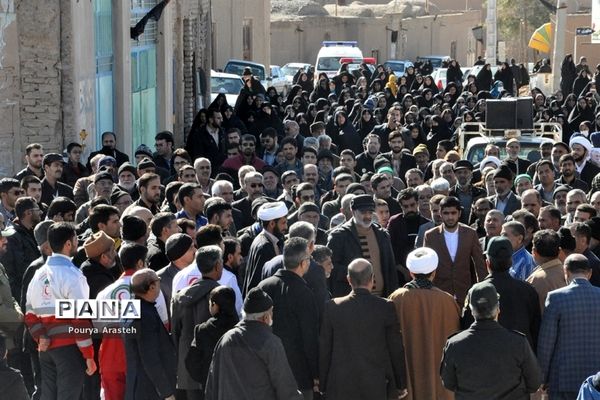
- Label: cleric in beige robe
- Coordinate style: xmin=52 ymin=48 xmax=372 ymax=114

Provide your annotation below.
xmin=389 ymin=247 xmax=460 ymax=400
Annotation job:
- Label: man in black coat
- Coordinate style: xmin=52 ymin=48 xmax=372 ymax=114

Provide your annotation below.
xmin=0 ymin=197 xmax=41 ymax=299
xmin=146 ymin=213 xmax=180 ymax=271
xmin=186 ymin=108 xmax=226 ymax=168
xmin=387 ymin=188 xmax=429 ymax=282
xmin=570 ymin=136 xmax=600 ymax=187
xmin=80 ymin=231 xmax=117 ymax=299
xmin=259 ymin=237 xmax=319 ymax=398
xmin=461 ymin=236 xmax=541 ymax=349
xmin=319 ymin=258 xmax=406 ymax=400
xmin=327 ymin=195 xmax=399 ymax=297
xmin=242 ymin=201 xmax=287 ymax=296
xmin=231 ymin=172 xmax=266 ymax=230
xmin=371 ymin=107 xmax=413 ymax=153
xmin=86 ymin=132 xmax=130 ymax=170
xmin=171 ymin=245 xmax=221 ymax=398
xmin=379 ymin=130 xmax=417 ymax=184
xmin=205 ymin=288 xmax=302 ymax=400
xmin=125 ymin=268 xmax=177 ymax=400
xmin=40 ymin=153 xmax=74 ymax=207
xmin=441 ymin=281 xmax=542 ymax=399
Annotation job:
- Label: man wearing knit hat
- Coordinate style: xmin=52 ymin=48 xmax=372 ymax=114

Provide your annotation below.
xmin=157 ymin=233 xmax=195 ymax=307
xmin=205 ymin=287 xmax=302 ymax=400
xmin=81 ymin=231 xmax=117 ymax=299
xmin=505 ymin=138 xmax=532 ymax=176
xmin=242 ymin=201 xmax=288 ymax=296
xmin=570 ymin=135 xmax=600 ymax=187
xmin=389 ymin=247 xmax=460 ymax=400
xmin=487 ymin=164 xmax=522 ymax=216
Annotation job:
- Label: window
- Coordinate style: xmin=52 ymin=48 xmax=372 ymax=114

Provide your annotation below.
xmin=94 ymin=0 xmax=114 ymax=139
xmin=130 ymin=0 xmax=158 ymax=152
xmin=243 ymin=19 xmax=252 ymax=61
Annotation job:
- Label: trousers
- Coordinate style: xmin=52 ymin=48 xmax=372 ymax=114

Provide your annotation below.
xmin=39 ymin=345 xmax=85 ymax=400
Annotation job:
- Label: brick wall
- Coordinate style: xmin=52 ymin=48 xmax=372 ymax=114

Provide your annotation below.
xmin=17 ymin=0 xmax=64 ymax=162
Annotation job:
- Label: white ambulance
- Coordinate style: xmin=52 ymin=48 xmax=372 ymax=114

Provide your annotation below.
xmin=314 ymin=41 xmax=364 ymax=81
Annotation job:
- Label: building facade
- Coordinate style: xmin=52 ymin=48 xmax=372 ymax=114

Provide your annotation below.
xmin=0 ymin=0 xmax=270 ymax=175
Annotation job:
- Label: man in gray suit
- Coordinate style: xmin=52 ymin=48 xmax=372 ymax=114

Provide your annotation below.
xmin=487 ymin=165 xmax=522 ymax=216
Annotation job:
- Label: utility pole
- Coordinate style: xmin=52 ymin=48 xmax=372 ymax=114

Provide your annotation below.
xmin=551 ymin=0 xmax=567 ymax=92
xmin=485 ymin=0 xmax=497 ymax=65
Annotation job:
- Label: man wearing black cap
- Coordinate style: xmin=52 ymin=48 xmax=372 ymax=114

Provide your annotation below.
xmin=40 ymin=153 xmax=73 ymax=206
xmin=157 ymin=233 xmax=195 ymax=307
xmin=74 ymin=169 xmax=115 ymax=224
xmin=462 ymin=236 xmax=541 ymax=348
xmin=538 ymin=254 xmax=600 ymax=400
xmin=327 ymin=194 xmax=399 ymax=297
xmin=449 ymin=159 xmax=486 ymax=224
xmin=297 ymin=202 xmax=328 ymax=245
xmin=441 ymin=281 xmax=542 ymax=399
xmin=205 ymin=287 xmax=302 ymax=399
xmin=287 ymin=183 xmax=329 ymax=231
xmin=487 ymin=164 xmax=522 ymax=216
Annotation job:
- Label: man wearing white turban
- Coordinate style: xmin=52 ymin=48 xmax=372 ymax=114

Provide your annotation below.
xmin=388 ymin=247 xmax=461 ymax=400
xmin=570 ymin=136 xmax=600 ymax=186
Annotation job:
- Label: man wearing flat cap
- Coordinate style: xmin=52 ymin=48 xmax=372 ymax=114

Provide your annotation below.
xmin=80 ymin=231 xmax=117 ymax=299
xmin=449 ymin=159 xmax=486 ymax=224
xmin=440 ymin=281 xmax=542 ymax=400
xmin=327 ymin=194 xmax=399 ymax=297
xmin=388 ymin=248 xmax=460 ymax=400
xmin=40 ymin=153 xmax=74 ymax=207
xmin=242 ymin=201 xmax=288 ymax=296
xmin=205 ymin=287 xmax=302 ymax=400
xmin=487 ymin=164 xmax=522 ymax=216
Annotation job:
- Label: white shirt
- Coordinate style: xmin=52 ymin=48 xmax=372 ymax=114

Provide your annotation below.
xmin=172 ymin=263 xmax=243 ymax=316
xmin=443 ymin=227 xmax=459 ymax=262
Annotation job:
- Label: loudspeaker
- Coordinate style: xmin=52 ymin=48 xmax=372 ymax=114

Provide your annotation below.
xmin=516 ymin=97 xmax=533 ymax=129
xmin=485 ymin=99 xmax=516 ymax=130
xmin=485 ymin=98 xmax=534 ymax=130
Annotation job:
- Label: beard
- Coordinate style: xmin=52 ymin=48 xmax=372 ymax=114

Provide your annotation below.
xmin=120 ymin=182 xmax=135 ymax=191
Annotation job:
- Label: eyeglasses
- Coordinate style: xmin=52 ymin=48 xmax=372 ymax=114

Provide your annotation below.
xmin=9 ymin=189 xmax=24 ymax=196
xmin=249 ymin=183 xmax=264 ymax=188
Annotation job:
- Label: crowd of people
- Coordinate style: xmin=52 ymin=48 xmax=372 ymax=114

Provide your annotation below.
xmin=1 ymin=54 xmax=600 ymax=400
